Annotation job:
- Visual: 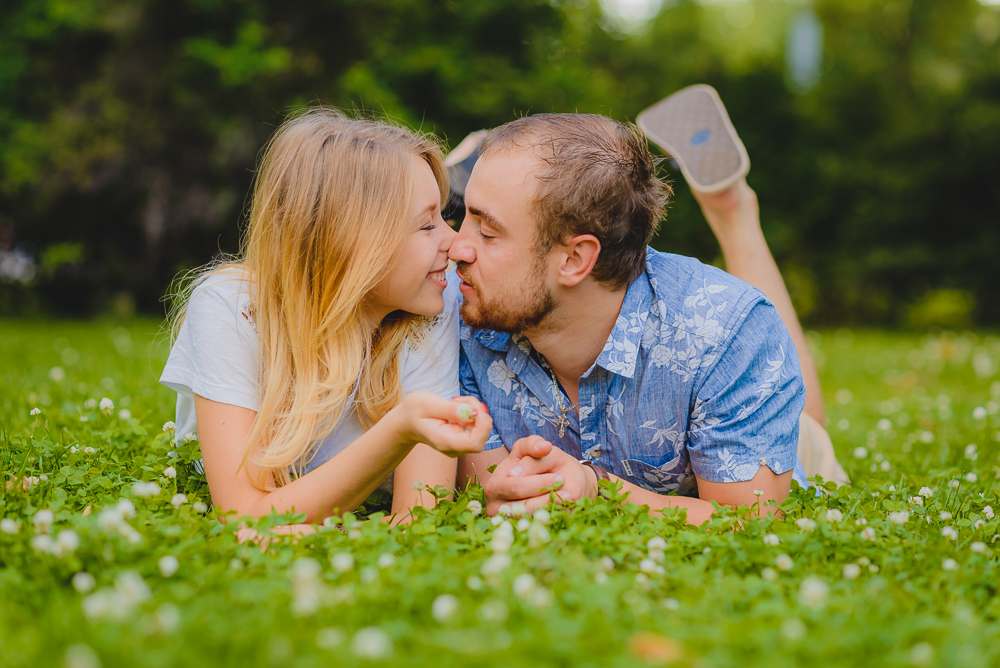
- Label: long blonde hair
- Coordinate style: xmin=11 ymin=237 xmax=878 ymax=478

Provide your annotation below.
xmin=170 ymin=108 xmax=448 ymax=488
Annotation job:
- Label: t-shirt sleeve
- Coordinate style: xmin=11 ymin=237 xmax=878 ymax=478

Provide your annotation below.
xmin=159 ymin=276 xmax=261 ymax=412
xmin=400 ymin=277 xmax=462 ymax=400
xmin=685 ymin=299 xmax=805 ymax=483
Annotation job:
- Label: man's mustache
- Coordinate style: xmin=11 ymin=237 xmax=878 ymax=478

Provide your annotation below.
xmin=455 ymin=263 xmax=478 ymax=291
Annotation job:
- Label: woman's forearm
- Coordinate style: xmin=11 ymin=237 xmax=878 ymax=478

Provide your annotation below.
xmin=238 ymin=405 xmax=417 ymax=523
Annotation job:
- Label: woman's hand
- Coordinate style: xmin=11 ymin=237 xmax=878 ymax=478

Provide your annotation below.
xmin=397 ymin=392 xmax=492 ymax=457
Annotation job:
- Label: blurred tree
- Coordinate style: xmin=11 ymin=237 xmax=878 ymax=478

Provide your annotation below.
xmin=0 ymin=0 xmax=998 ymax=326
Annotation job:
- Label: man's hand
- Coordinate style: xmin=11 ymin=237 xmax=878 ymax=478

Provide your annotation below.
xmin=483 ymin=435 xmax=598 ymax=515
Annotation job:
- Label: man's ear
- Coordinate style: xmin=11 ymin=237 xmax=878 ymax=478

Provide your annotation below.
xmin=556 ymin=234 xmax=601 ymax=287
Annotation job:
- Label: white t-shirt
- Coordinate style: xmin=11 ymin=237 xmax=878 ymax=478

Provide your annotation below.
xmin=159 ymin=269 xmax=461 ymax=494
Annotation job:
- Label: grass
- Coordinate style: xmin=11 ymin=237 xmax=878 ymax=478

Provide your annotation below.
xmin=1 ymin=319 xmax=998 ymax=667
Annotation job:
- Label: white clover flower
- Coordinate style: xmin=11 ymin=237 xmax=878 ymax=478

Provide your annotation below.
xmin=193 ymin=501 xmax=208 ymax=514
xmin=516 ymin=517 xmax=531 ymax=532
xmin=527 ymin=522 xmax=551 ymax=548
xmin=939 ymin=511 xmax=953 ymax=521
xmin=764 ymin=533 xmax=780 ymax=546
xmin=466 ymin=575 xmax=483 ymax=590
xmin=775 ymin=554 xmax=794 ymax=571
xmin=162 ymin=421 xmax=176 ymax=432
xmin=974 ymin=519 xmax=985 ymax=530
xmin=973 ymin=406 xmax=987 ymax=420
xmin=877 ymin=418 xmax=892 ymax=431
xmin=431 ymin=594 xmax=459 ymax=623
xmin=753 ymin=489 xmax=763 ymax=497
xmin=497 ymin=504 xmax=512 ymax=517
xmin=600 ymin=556 xmax=615 ymax=571
xmin=171 ymin=493 xmax=187 ymax=508
xmin=69 ymin=445 xmax=79 ymax=454
xmin=83 ymin=446 xmax=95 ymax=454
xmin=154 ymin=602 xmax=181 ymax=633
xmin=30 ymin=407 xmax=41 ymax=416
xmin=72 ymin=572 xmax=96 ymax=594
xmin=639 ymin=558 xmax=657 ymax=574
xmin=490 ymin=515 xmax=504 ymax=527
xmin=965 ymin=444 xmax=978 ymax=460
xmin=377 ymin=553 xmax=396 ymax=569
xmin=83 ymin=398 xmax=97 ymax=410
xmin=855 ymin=517 xmax=868 ymax=526
xmin=455 ymin=403 xmax=476 ymax=421
xmin=132 ymin=481 xmax=161 ymax=497
xmin=942 ymin=526 xmax=958 ymax=541
xmin=853 ymin=446 xmax=868 ymax=459
xmin=99 ymin=397 xmax=114 ymax=414
xmin=825 ymin=509 xmax=844 ymax=523
xmin=984 ymin=505 xmax=994 ymax=520
xmin=594 ymin=571 xmax=609 ymax=585
xmin=512 ymin=573 xmax=536 ymax=598
xmin=530 ymin=587 xmax=554 ymax=607
xmin=159 ymin=555 xmax=179 ymax=577
xmin=31 ymin=534 xmax=55 ymax=554
xmin=843 ymin=563 xmax=861 ymax=580
xmin=648 ymin=548 xmax=665 ymax=563
xmin=796 ymin=518 xmax=817 ymax=532
xmin=533 ymin=508 xmax=551 ymax=524
xmin=909 ymin=496 xmax=924 ymax=507
xmin=411 ymin=480 xmax=426 ymax=491
xmin=1 ymin=518 xmax=20 ymax=534
xmin=118 ymin=409 xmax=132 ymax=420
xmin=799 ymin=577 xmax=828 ymax=608
xmin=761 ymin=567 xmax=779 ymax=581
xmin=880 ymin=461 xmax=892 ymax=471
xmin=63 ymin=644 xmax=100 ymax=668
xmin=971 ymin=541 xmax=987 ymax=554
xmin=860 ymin=527 xmax=877 ymax=542
xmin=331 ymin=553 xmax=355 ymax=573
xmin=510 ymin=502 xmax=527 ymax=517
xmin=910 ymin=642 xmax=934 ymax=667
xmin=57 ymin=530 xmax=79 ymax=554
xmin=481 ymin=553 xmax=511 ymax=577
xmin=942 ymin=558 xmax=958 ymax=571
xmin=34 ymin=509 xmax=54 ymax=533
xmin=918 ymin=487 xmax=933 ymax=498
xmin=949 ymin=480 xmax=961 ymax=489
xmin=647 ymin=536 xmax=667 ymax=551
xmin=351 ymin=627 xmax=392 ymax=659
xmin=467 ymin=500 xmax=482 ymax=516
xmin=49 ymin=367 xmax=65 ymax=382
xmin=316 ymin=627 xmax=345 ymax=649
xmin=182 ymin=432 xmax=197 ymax=443
xmin=889 ymin=511 xmax=910 ymax=526
xmin=163 ymin=466 xmax=176 ymax=479
xmin=966 ymin=472 xmax=978 ymax=483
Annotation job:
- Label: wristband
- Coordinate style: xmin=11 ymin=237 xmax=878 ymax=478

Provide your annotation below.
xmin=578 ymin=459 xmax=611 ymax=498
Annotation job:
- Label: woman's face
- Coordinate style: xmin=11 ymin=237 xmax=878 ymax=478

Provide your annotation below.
xmin=369 ymin=156 xmax=456 ymax=320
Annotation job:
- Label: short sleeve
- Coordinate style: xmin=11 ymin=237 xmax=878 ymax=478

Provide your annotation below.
xmin=160 ymin=273 xmax=261 ymax=412
xmin=458 ymin=344 xmax=505 ymax=451
xmin=685 ymin=300 xmax=805 ymax=483
xmin=400 ymin=275 xmax=462 ymax=400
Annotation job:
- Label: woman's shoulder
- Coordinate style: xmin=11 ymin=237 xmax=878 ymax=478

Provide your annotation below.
xmin=186 ymin=267 xmax=257 ymax=332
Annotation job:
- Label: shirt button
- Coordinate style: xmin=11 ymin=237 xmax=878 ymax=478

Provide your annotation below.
xmin=592 ymin=449 xmax=601 ymax=459
xmin=759 ymin=457 xmax=767 ymax=466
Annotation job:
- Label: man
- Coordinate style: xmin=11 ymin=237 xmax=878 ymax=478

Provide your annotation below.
xmin=448 ymin=111 xmax=845 ymax=523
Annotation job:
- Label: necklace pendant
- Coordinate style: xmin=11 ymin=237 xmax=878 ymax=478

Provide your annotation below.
xmin=558 ymin=420 xmax=567 ymax=438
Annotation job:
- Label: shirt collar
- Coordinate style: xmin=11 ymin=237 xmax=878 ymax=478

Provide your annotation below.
xmin=473 ymin=328 xmax=511 ymax=352
xmin=593 ymin=270 xmax=653 ymax=379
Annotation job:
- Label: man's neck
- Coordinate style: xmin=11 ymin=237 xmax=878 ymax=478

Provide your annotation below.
xmin=525 ymin=280 xmax=628 ymax=396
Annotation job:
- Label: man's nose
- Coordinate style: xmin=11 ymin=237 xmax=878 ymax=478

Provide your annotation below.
xmin=449 ymin=224 xmax=476 ymax=264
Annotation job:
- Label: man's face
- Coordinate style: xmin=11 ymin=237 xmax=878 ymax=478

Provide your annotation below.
xmin=448 ymin=148 xmax=556 ymax=332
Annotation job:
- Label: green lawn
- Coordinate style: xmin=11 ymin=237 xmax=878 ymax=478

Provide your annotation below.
xmin=1 ymin=320 xmax=998 ymax=667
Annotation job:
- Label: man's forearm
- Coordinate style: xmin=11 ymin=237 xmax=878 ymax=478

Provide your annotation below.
xmin=609 ymin=476 xmax=717 ymax=526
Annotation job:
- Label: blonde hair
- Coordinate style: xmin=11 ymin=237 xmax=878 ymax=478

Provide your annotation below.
xmin=170 ymin=108 xmax=448 ymax=488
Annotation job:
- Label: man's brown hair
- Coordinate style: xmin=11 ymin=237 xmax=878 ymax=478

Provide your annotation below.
xmin=479 ymin=113 xmax=671 ymax=290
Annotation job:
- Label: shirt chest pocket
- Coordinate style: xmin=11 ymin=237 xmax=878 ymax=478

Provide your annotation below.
xmin=620 ymin=452 xmax=698 ymax=497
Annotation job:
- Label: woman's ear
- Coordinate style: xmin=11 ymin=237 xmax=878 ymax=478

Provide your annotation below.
xmin=556 ymin=235 xmax=601 ymax=287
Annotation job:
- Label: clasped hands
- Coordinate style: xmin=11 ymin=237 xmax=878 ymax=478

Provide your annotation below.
xmin=483 ymin=435 xmax=600 ymax=516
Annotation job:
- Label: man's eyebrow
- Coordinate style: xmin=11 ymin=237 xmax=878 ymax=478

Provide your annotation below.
xmin=468 ymin=206 xmax=504 ymax=231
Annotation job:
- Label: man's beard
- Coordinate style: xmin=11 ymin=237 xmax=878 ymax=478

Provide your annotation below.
xmin=457 ymin=262 xmax=556 ymax=333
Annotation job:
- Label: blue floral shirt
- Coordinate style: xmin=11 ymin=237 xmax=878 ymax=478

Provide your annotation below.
xmin=458 ymin=248 xmax=807 ymax=496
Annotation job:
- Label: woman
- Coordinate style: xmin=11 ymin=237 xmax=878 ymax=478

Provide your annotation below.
xmin=160 ymin=108 xmax=491 ymax=531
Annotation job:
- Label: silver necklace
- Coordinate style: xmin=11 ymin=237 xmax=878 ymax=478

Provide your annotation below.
xmin=544 ymin=362 xmax=577 ymax=438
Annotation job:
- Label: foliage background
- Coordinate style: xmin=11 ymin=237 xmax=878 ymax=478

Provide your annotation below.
xmin=1 ymin=0 xmax=999 ymax=325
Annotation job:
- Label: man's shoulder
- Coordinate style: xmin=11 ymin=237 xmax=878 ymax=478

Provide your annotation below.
xmin=643 ymin=248 xmax=769 ymax=347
